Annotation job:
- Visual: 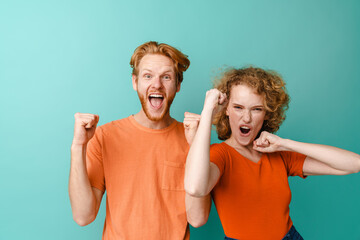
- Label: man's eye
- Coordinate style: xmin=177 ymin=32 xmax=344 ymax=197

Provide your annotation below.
xmin=144 ymin=74 xmax=151 ymax=79
xmin=234 ymin=106 xmax=242 ymax=109
xmin=162 ymin=75 xmax=170 ymax=80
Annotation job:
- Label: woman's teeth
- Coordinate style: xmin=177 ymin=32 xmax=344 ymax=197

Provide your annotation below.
xmin=240 ymin=126 xmax=250 ymax=134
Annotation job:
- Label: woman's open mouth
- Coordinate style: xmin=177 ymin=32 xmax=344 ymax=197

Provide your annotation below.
xmin=239 ymin=126 xmax=251 ymax=136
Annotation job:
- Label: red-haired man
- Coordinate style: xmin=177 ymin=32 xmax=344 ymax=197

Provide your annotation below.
xmin=69 ymin=41 xmax=196 ymax=239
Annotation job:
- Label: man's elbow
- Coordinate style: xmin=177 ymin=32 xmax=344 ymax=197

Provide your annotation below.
xmin=73 ymin=214 xmax=96 ymax=227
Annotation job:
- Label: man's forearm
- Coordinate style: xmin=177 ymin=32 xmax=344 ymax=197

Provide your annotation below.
xmin=69 ymin=144 xmax=98 ymax=226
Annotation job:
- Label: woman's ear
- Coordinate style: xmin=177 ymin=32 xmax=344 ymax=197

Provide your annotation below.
xmin=264 ymin=113 xmax=269 ymax=120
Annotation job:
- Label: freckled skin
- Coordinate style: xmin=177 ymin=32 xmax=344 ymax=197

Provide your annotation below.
xmin=226 ymin=85 xmax=266 ymax=148
xmin=132 ymin=54 xmax=180 ymax=122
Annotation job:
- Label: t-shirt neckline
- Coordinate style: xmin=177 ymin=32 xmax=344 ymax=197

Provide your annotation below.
xmin=222 ymin=142 xmax=266 ymax=165
xmin=128 ymin=115 xmax=179 ymax=133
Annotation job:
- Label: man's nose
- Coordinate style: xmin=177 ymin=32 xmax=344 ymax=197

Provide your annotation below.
xmin=152 ymin=76 xmax=163 ymax=89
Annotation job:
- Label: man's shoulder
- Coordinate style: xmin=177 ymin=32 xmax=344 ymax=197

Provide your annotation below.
xmin=173 ymin=119 xmax=185 ymax=130
xmin=98 ymin=116 xmax=133 ymax=133
xmin=169 ymin=120 xmax=187 ymax=138
xmin=166 ymin=120 xmax=188 ymax=148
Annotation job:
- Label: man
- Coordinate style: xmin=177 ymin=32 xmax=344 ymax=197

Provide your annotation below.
xmin=69 ymin=41 xmax=195 ymax=239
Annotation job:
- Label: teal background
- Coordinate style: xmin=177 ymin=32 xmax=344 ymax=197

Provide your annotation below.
xmin=1 ymin=0 xmax=359 ymax=239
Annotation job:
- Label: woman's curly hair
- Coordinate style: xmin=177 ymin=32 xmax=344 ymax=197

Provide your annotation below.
xmin=213 ymin=67 xmax=290 ymax=140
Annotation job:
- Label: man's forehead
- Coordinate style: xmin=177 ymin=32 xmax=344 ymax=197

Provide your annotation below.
xmin=139 ymin=54 xmax=175 ymax=71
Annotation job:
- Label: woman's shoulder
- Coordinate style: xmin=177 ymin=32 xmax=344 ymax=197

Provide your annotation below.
xmin=210 ymin=142 xmax=229 ymax=151
xmin=210 ymin=142 xmax=237 ymax=160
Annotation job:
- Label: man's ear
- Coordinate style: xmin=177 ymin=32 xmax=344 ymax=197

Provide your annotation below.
xmin=132 ymin=74 xmax=137 ymax=91
xmin=176 ymin=81 xmax=181 ymax=93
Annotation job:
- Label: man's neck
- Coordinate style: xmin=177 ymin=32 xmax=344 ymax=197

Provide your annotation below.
xmin=133 ymin=110 xmax=175 ymax=130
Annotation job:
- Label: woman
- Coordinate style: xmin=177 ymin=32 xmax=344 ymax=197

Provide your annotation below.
xmin=184 ymin=67 xmax=360 ymax=240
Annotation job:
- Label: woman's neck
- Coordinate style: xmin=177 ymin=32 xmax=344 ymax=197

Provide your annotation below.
xmin=225 ymin=137 xmax=263 ymax=163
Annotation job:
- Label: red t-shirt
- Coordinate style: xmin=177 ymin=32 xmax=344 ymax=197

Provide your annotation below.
xmin=210 ymin=142 xmax=306 ymax=239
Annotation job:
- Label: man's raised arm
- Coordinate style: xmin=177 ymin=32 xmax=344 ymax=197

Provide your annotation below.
xmin=69 ymin=113 xmax=103 ymax=226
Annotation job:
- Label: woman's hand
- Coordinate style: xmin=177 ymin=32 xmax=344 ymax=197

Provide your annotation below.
xmin=253 ymin=131 xmax=286 ymax=153
xmin=202 ymin=89 xmax=227 ymax=115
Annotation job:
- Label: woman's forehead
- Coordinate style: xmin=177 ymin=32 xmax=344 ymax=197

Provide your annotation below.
xmin=229 ymin=85 xmax=263 ymax=102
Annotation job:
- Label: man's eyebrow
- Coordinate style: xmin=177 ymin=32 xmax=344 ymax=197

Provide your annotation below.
xmin=162 ymin=70 xmax=174 ymax=74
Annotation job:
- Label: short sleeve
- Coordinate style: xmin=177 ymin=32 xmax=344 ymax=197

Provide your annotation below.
xmin=280 ymin=151 xmax=307 ymax=178
xmin=210 ymin=143 xmax=227 ymax=177
xmin=86 ymin=127 xmax=106 ymax=192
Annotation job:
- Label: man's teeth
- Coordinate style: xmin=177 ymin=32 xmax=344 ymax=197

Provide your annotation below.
xmin=149 ymin=94 xmax=163 ymax=98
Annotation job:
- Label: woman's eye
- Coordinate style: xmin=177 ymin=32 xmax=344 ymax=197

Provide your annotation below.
xmin=254 ymin=108 xmax=263 ymax=111
xmin=234 ymin=106 xmax=242 ymax=109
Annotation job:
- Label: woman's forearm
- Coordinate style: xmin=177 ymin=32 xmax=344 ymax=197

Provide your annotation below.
xmin=184 ymin=107 xmax=214 ymax=197
xmin=282 ymin=139 xmax=360 ymax=173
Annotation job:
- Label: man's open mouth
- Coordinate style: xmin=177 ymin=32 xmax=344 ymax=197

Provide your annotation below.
xmin=148 ymin=94 xmax=164 ymax=108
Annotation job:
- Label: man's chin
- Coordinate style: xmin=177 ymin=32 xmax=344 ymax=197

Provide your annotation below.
xmin=144 ymin=109 xmax=168 ymax=122
xmin=138 ymin=94 xmax=174 ymax=122
xmin=147 ymin=116 xmax=164 ymax=122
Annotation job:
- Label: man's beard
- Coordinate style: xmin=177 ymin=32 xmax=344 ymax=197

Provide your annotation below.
xmin=138 ymin=91 xmax=175 ymax=121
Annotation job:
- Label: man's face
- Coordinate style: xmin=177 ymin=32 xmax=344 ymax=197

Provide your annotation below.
xmin=132 ymin=54 xmax=180 ymax=121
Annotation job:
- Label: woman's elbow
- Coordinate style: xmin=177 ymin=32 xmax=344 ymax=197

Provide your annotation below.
xmin=350 ymin=165 xmax=360 ymax=174
xmin=355 ymin=156 xmax=360 ymax=173
xmin=348 ymin=156 xmax=360 ymax=174
xmin=187 ymin=214 xmax=209 ymax=228
xmin=184 ymin=185 xmax=208 ymax=198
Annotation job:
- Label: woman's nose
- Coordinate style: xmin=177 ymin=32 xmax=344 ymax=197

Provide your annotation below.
xmin=242 ymin=110 xmax=251 ymax=123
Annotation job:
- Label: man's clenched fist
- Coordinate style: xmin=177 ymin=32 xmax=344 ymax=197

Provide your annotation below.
xmin=72 ymin=113 xmax=99 ymax=146
xmin=183 ymin=112 xmax=201 ymax=145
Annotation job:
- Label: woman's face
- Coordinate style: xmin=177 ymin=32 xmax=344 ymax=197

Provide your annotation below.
xmin=226 ymin=84 xmax=266 ymax=147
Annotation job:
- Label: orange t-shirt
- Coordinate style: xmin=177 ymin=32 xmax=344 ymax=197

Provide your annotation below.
xmin=210 ymin=142 xmax=306 ymax=240
xmin=86 ymin=116 xmax=190 ymax=240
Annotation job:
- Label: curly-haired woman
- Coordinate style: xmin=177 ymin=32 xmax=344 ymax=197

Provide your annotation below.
xmin=184 ymin=67 xmax=360 ymax=240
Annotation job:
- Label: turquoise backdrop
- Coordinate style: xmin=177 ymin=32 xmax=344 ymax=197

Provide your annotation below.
xmin=1 ymin=0 xmax=359 ymax=239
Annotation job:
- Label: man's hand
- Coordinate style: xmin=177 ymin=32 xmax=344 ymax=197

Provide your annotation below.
xmin=252 ymin=131 xmax=285 ymax=153
xmin=72 ymin=113 xmax=99 ymax=146
xmin=184 ymin=112 xmax=201 ymax=145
